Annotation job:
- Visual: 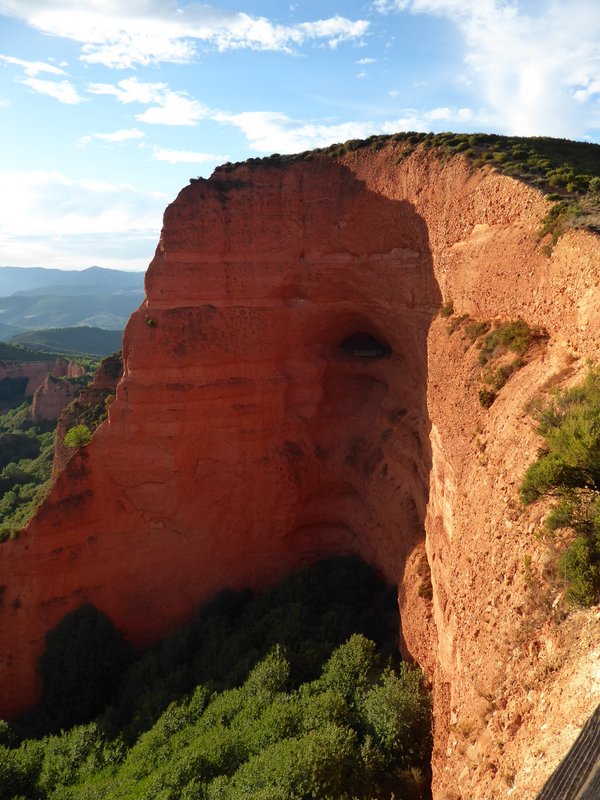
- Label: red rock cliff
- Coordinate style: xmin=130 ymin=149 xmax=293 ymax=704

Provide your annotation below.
xmin=1 ymin=147 xmax=599 ymax=799
xmin=0 ymin=356 xmax=83 ymax=398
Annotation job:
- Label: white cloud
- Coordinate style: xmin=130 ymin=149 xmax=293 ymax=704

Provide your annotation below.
xmin=88 ymin=76 xmax=168 ymax=104
xmin=78 ymin=128 xmax=145 ymax=146
xmin=20 ymin=76 xmax=85 ymax=104
xmin=0 ymin=169 xmax=167 ymax=269
xmin=373 ymin=0 xmax=600 ymax=138
xmin=0 ymin=1 xmax=369 ymax=68
xmin=213 ymin=110 xmax=377 ymax=153
xmin=88 ymin=77 xmax=210 ymax=126
xmin=357 ymin=57 xmax=376 ymax=64
xmin=0 ymin=54 xmax=65 ymax=76
xmin=136 ymin=94 xmax=208 ymax=126
xmin=0 ymin=170 xmax=166 ymax=235
xmin=214 ymin=105 xmax=479 ymax=153
xmin=383 ymin=105 xmax=478 ymax=130
xmin=574 ymin=78 xmax=600 ymax=104
xmin=0 ymin=52 xmax=85 ymax=103
xmin=152 ymin=147 xmax=228 ymax=165
xmin=297 ymin=17 xmax=369 ymax=48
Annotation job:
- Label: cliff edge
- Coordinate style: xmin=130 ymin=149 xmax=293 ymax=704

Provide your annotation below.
xmin=1 ymin=142 xmax=599 ymax=799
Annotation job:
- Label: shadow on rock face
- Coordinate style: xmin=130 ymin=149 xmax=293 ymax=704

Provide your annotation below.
xmin=0 ymin=157 xmax=441 ymax=719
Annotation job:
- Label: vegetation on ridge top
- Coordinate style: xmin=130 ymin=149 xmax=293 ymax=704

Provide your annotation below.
xmin=210 ymin=132 xmax=600 ymax=244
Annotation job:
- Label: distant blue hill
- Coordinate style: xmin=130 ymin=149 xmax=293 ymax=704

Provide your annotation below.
xmin=0 ymin=267 xmax=145 ymax=331
xmin=0 ymin=266 xmax=144 ymax=298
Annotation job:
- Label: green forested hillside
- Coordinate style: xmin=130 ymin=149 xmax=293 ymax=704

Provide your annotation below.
xmin=0 ymin=403 xmax=55 ymax=538
xmin=2 ymin=558 xmax=432 ymax=800
xmin=0 ymin=342 xmax=55 ymax=362
xmin=0 ymin=292 xmax=142 ymax=332
xmin=10 ymin=327 xmax=123 ymax=357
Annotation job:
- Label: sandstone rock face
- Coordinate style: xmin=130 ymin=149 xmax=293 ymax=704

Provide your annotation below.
xmin=0 ymin=356 xmax=84 ymax=399
xmin=1 ymin=148 xmax=599 ymax=799
xmin=30 ymin=375 xmax=81 ymax=422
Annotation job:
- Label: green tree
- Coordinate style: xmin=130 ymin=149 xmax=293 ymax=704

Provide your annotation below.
xmin=63 ymin=424 xmax=92 ymax=448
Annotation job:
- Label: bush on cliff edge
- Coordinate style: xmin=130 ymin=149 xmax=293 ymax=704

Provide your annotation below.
xmin=520 ymin=368 xmax=600 ymax=605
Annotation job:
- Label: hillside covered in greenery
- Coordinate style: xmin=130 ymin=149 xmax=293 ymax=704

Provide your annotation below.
xmin=0 ymin=342 xmax=56 ymax=363
xmin=0 ymin=403 xmax=56 ymax=538
xmin=1 ymin=557 xmax=432 ymax=800
xmin=10 ymin=327 xmax=123 ymax=358
xmin=0 ymin=350 xmax=102 ymax=538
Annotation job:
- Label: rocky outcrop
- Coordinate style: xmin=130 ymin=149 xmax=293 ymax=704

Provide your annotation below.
xmin=0 ymin=357 xmax=84 ymax=399
xmin=0 ymin=146 xmax=598 ymax=799
xmin=51 ymin=352 xmax=122 ymax=479
xmin=30 ymin=375 xmax=81 ymax=423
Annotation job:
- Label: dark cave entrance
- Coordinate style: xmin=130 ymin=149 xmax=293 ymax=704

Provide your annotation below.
xmin=337 ymin=331 xmax=392 ymax=360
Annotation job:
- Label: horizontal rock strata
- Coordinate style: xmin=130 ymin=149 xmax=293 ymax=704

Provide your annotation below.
xmin=1 ymin=146 xmax=599 ymax=799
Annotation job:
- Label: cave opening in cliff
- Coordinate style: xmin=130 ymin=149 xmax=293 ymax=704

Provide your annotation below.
xmin=337 ymin=331 xmax=392 ymax=359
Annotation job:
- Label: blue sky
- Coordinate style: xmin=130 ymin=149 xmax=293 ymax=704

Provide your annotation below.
xmin=0 ymin=0 xmax=599 ymax=271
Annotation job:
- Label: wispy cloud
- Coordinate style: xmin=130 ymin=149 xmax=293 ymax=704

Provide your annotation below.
xmin=0 ymin=53 xmax=84 ymax=103
xmin=0 ymin=169 xmax=166 ymax=268
xmin=0 ymin=54 xmax=65 ymax=77
xmin=0 ymin=1 xmax=369 ymax=68
xmin=20 ymin=76 xmax=85 ymax=104
xmin=212 ymin=110 xmax=375 ymax=153
xmin=88 ymin=77 xmax=211 ymax=125
xmin=136 ymin=95 xmax=208 ymax=126
xmin=373 ymin=0 xmax=600 ymax=137
xmin=296 ymin=17 xmax=369 ymax=48
xmin=152 ymin=147 xmax=228 ymax=165
xmin=357 ymin=57 xmax=376 ymax=64
xmin=88 ymin=77 xmax=167 ymax=105
xmin=78 ymin=128 xmax=145 ymax=147
xmin=213 ymin=105 xmax=479 ymax=153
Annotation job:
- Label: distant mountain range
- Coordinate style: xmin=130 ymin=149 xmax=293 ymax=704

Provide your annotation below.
xmin=0 ymin=266 xmax=144 ymax=298
xmin=0 ymin=266 xmax=145 ymax=338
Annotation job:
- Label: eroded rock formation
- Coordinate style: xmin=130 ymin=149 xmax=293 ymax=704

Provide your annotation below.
xmin=51 ymin=352 xmax=122 ymax=478
xmin=0 ymin=356 xmax=84 ymax=399
xmin=31 ymin=375 xmax=81 ymax=423
xmin=1 ymin=146 xmax=599 ymax=799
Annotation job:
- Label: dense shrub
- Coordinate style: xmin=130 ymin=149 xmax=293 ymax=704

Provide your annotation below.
xmin=539 ymin=200 xmax=583 ymax=245
xmin=63 ymin=424 xmax=92 ymax=448
xmin=3 ymin=557 xmax=432 ymax=799
xmin=0 ymin=404 xmax=55 ymax=534
xmin=520 ymin=369 xmax=600 ymax=605
xmin=478 ymin=319 xmax=532 ymax=365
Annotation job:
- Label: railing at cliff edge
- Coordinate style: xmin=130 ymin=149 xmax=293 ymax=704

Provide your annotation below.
xmin=536 ymin=704 xmax=600 ymax=800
